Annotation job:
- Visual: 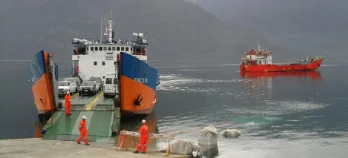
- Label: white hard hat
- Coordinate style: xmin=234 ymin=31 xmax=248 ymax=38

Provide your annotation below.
xmin=142 ymin=119 xmax=146 ymax=124
xmin=82 ymin=116 xmax=87 ymax=120
xmin=67 ymin=91 xmax=70 ymax=94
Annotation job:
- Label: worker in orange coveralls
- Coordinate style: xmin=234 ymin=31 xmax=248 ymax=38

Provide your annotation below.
xmin=76 ymin=116 xmax=89 ymax=145
xmin=64 ymin=91 xmax=72 ymax=115
xmin=134 ymin=119 xmax=149 ymax=154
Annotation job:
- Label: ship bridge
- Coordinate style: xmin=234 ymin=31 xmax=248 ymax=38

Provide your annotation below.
xmin=70 ymin=20 xmax=149 ymax=81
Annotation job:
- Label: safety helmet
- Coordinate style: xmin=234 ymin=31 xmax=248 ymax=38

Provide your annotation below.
xmin=142 ymin=119 xmax=146 ymax=124
xmin=82 ymin=116 xmax=87 ymax=120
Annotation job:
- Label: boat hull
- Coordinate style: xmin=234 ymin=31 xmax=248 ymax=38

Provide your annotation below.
xmin=119 ymin=52 xmax=158 ymax=116
xmin=30 ymin=50 xmax=58 ymax=114
xmin=240 ymin=58 xmax=323 ymax=72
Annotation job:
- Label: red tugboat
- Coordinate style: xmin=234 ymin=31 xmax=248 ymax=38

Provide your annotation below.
xmin=240 ymin=45 xmax=324 ymax=72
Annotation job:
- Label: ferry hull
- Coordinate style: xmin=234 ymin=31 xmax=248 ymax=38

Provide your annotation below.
xmin=240 ymin=58 xmax=323 ymax=72
xmin=119 ymin=52 xmax=158 ymax=116
xmin=30 ymin=50 xmax=57 ymax=114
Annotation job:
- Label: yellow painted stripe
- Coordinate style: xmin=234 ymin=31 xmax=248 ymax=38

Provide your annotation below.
xmin=72 ymin=93 xmax=79 ymax=98
xmin=85 ymin=92 xmax=103 ymax=111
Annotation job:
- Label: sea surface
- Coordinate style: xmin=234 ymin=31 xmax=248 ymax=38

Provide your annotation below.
xmin=0 ymin=61 xmax=348 ymax=157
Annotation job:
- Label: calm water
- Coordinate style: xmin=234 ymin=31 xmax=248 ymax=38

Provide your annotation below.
xmin=1 ymin=61 xmax=348 ymax=157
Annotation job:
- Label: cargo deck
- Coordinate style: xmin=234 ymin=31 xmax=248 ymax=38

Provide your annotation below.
xmin=41 ymin=92 xmax=120 ymax=143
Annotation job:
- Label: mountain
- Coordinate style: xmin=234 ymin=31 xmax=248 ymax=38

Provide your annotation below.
xmin=0 ymin=0 xmax=275 ymax=66
xmin=196 ymin=0 xmax=348 ymax=64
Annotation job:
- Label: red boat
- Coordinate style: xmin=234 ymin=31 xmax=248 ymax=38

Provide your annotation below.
xmin=240 ymin=45 xmax=324 ymax=72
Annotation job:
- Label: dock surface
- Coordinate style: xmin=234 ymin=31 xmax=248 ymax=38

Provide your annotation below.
xmin=0 ymin=138 xmax=188 ymax=158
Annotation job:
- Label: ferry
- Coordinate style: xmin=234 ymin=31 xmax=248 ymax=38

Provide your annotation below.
xmin=240 ymin=45 xmax=324 ymax=72
xmin=30 ymin=19 xmax=159 ymax=140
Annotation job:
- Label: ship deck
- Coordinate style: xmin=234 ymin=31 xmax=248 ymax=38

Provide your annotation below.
xmin=42 ymin=92 xmax=120 ymax=144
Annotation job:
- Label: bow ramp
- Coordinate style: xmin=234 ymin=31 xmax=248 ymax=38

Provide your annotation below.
xmin=42 ymin=92 xmax=120 ymax=143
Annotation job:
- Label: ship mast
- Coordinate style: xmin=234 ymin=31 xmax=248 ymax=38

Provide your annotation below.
xmin=107 ymin=20 xmax=114 ymax=43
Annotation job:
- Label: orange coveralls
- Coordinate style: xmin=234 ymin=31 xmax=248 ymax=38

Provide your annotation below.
xmin=64 ymin=93 xmax=72 ymax=115
xmin=77 ymin=120 xmax=89 ymax=144
xmin=136 ymin=124 xmax=149 ymax=153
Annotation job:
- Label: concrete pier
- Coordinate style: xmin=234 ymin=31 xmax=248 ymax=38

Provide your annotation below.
xmin=0 ymin=138 xmax=189 ymax=158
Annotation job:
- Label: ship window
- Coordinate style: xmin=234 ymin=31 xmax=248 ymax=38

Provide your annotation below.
xmin=113 ymin=78 xmax=118 ymax=84
xmin=95 ymin=47 xmax=98 ymax=51
xmin=94 ymin=61 xmax=97 ymax=65
xmin=114 ymin=61 xmax=117 ymax=65
xmin=108 ymin=47 xmax=111 ymax=51
xmin=86 ymin=47 xmax=89 ymax=51
xmin=112 ymin=47 xmax=115 ymax=51
xmin=126 ymin=47 xmax=129 ymax=51
xmin=131 ymin=47 xmax=133 ymax=51
xmin=117 ymin=47 xmax=120 ymax=51
xmin=121 ymin=47 xmax=124 ymax=51
xmin=102 ymin=61 xmax=105 ymax=65
xmin=103 ymin=47 xmax=107 ymax=51
xmin=99 ymin=47 xmax=102 ymax=51
xmin=91 ymin=47 xmax=94 ymax=51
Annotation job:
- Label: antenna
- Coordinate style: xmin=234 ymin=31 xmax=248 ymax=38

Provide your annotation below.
xmin=100 ymin=8 xmax=103 ymax=43
xmin=100 ymin=19 xmax=102 ymax=42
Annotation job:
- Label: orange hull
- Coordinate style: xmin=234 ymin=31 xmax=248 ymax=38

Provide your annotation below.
xmin=120 ymin=76 xmax=156 ymax=115
xmin=240 ymin=58 xmax=324 ymax=72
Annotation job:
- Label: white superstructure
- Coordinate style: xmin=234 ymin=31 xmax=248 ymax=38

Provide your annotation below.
xmin=71 ymin=20 xmax=149 ymax=81
xmin=240 ymin=44 xmax=273 ymax=65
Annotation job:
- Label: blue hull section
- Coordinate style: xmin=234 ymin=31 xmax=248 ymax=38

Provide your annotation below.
xmin=29 ymin=50 xmax=46 ymax=85
xmin=120 ymin=52 xmax=158 ymax=90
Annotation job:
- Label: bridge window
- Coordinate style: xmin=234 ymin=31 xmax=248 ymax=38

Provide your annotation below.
xmin=91 ymin=47 xmax=94 ymax=51
xmin=99 ymin=47 xmax=102 ymax=51
xmin=112 ymin=47 xmax=115 ymax=51
xmin=126 ymin=47 xmax=129 ymax=51
xmin=121 ymin=47 xmax=124 ymax=51
xmin=117 ymin=47 xmax=120 ymax=51
xmin=108 ymin=47 xmax=111 ymax=51
xmin=103 ymin=47 xmax=107 ymax=51
xmin=94 ymin=61 xmax=97 ymax=65
xmin=95 ymin=47 xmax=98 ymax=51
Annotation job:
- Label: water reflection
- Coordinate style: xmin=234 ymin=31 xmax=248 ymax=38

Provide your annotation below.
xmin=239 ymin=71 xmax=322 ymax=99
xmin=240 ymin=71 xmax=322 ymax=80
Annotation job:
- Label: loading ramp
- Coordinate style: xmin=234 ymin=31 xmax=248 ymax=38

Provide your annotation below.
xmin=42 ymin=92 xmax=120 ymax=143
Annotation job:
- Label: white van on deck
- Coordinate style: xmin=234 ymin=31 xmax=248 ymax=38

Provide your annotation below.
xmin=103 ymin=72 xmax=119 ymax=98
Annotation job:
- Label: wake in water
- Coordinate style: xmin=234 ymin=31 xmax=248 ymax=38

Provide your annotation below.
xmin=157 ymin=74 xmax=245 ymax=93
